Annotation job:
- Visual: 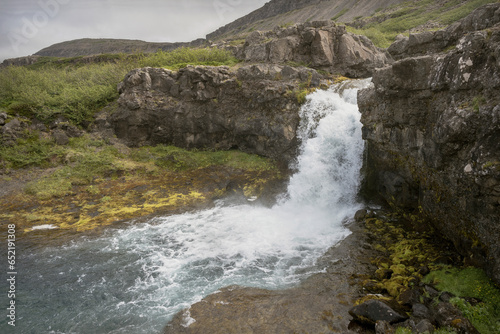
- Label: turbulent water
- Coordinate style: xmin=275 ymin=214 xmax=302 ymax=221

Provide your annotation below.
xmin=2 ymin=79 xmax=371 ymax=334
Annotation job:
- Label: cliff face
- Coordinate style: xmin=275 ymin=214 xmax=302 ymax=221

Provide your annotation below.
xmin=234 ymin=21 xmax=391 ymax=77
xmin=105 ymin=24 xmax=389 ymax=162
xmin=206 ymin=0 xmax=407 ymax=41
xmin=359 ymin=3 xmax=500 ymax=283
xmin=105 ymin=64 xmax=323 ymax=162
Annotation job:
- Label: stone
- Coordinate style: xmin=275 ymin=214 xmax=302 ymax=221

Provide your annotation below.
xmin=52 ymin=130 xmax=69 ymax=146
xmin=348 ymin=299 xmax=408 ymax=325
xmin=0 ymin=112 xmax=7 ymax=126
xmin=354 ymin=209 xmax=367 ymax=221
xmin=359 ymin=3 xmax=500 ymax=285
xmin=375 ymin=320 xmax=395 ymax=334
xmin=412 ymin=303 xmax=430 ymax=319
xmin=415 ymin=319 xmax=434 ymax=333
xmin=111 ymin=64 xmax=330 ymax=162
xmin=239 ymin=21 xmax=391 ymax=78
xmin=397 ymin=288 xmax=421 ymax=307
xmin=439 ymin=291 xmax=455 ymax=303
xmin=433 ymin=302 xmax=480 ymax=334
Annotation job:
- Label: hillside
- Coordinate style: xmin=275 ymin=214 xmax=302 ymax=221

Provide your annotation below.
xmin=34 ymin=38 xmax=206 ymax=58
xmin=207 ymin=0 xmax=407 ymax=40
xmin=30 ymin=0 xmax=498 ymax=59
xmin=208 ymin=0 xmax=499 ymax=47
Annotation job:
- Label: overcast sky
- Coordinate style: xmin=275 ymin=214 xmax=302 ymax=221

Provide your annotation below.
xmin=0 ymin=0 xmax=268 ymax=62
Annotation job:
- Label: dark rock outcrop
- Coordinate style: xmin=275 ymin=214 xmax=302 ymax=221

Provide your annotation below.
xmin=108 ymin=64 xmax=326 ymax=161
xmin=388 ymin=3 xmax=500 ymax=60
xmin=348 ymin=299 xmax=408 ymax=325
xmin=359 ymin=4 xmax=500 ymax=284
xmin=235 ymin=21 xmax=392 ymax=77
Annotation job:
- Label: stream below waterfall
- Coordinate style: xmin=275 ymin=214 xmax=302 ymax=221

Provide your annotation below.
xmin=1 ymin=79 xmax=372 ymax=334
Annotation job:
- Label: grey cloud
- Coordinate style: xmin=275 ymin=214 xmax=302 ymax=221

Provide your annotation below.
xmin=0 ymin=0 xmax=268 ymax=61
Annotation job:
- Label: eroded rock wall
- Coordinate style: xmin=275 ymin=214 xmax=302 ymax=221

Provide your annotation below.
xmin=359 ymin=5 xmax=500 ymax=283
xmin=234 ymin=21 xmax=391 ymax=77
xmin=107 ymin=64 xmax=325 ymax=162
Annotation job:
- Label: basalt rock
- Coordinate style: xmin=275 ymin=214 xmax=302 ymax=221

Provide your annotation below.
xmin=388 ymin=3 xmax=500 ymax=60
xmin=234 ymin=21 xmax=392 ymax=77
xmin=359 ymin=4 xmax=500 ymax=284
xmin=109 ymin=64 xmax=326 ymax=162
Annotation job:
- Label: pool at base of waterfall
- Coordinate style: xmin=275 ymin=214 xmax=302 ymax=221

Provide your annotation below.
xmin=2 ymin=78 xmax=372 ymax=334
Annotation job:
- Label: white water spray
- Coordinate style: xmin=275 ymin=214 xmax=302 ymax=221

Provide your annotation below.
xmin=14 ymin=79 xmax=372 ymax=334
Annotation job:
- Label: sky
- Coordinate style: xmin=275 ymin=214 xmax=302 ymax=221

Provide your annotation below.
xmin=0 ymin=0 xmax=269 ymax=62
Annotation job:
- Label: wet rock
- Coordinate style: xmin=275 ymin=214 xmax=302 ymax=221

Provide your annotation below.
xmin=415 ymin=319 xmax=435 ymax=333
xmin=375 ymin=320 xmax=395 ymax=334
xmin=433 ymin=302 xmax=480 ymax=334
xmin=354 ymin=209 xmax=368 ymax=221
xmin=348 ymin=299 xmax=408 ymax=325
xmin=412 ymin=303 xmax=430 ymax=319
xmin=359 ymin=3 xmax=500 ymax=285
xmin=424 ymin=285 xmax=439 ymax=298
xmin=397 ymin=288 xmax=421 ymax=307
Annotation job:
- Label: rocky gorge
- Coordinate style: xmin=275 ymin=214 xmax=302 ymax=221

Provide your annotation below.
xmin=1 ymin=2 xmax=500 ymax=334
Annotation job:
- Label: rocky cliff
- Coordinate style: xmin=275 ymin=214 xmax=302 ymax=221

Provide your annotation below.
xmin=359 ymin=3 xmax=500 ymax=284
xmin=233 ymin=21 xmax=391 ymax=77
xmin=105 ymin=64 xmax=324 ymax=162
xmin=106 ymin=23 xmax=390 ymax=163
xmin=206 ymin=0 xmax=407 ymax=40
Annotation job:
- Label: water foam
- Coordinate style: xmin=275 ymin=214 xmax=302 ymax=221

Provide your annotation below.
xmin=14 ymin=79 xmax=372 ymax=334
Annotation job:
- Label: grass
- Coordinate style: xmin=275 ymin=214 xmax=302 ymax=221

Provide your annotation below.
xmin=2 ymin=134 xmax=276 ymax=199
xmin=331 ymin=8 xmax=349 ymax=22
xmin=424 ymin=266 xmax=500 ymax=334
xmin=346 ymin=0 xmax=498 ymax=48
xmin=0 ymin=47 xmax=238 ymax=125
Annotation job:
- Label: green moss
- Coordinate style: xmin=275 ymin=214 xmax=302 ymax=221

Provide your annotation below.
xmin=424 ymin=267 xmax=500 ymax=333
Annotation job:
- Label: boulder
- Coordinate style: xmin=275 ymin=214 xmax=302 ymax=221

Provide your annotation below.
xmin=433 ymin=302 xmax=480 ymax=334
xmin=238 ymin=21 xmax=392 ymax=77
xmin=349 ymin=299 xmax=408 ymax=325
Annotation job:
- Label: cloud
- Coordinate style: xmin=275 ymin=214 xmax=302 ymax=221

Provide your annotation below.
xmin=0 ymin=0 xmax=268 ymax=61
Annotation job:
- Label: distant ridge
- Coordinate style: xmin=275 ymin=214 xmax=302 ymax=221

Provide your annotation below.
xmin=206 ymin=0 xmax=407 ymax=40
xmin=35 ymin=38 xmax=207 ymax=58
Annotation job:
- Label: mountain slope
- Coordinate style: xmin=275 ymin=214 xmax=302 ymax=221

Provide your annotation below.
xmin=35 ymin=38 xmax=206 ymax=58
xmin=206 ymin=0 xmax=408 ymax=40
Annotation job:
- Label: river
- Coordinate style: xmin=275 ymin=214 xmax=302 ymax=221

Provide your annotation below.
xmin=1 ymin=78 xmax=371 ymax=334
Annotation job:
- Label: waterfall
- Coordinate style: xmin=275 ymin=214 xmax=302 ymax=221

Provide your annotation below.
xmin=8 ymin=78 xmax=372 ymax=334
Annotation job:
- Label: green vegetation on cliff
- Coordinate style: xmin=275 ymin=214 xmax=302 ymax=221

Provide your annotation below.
xmin=424 ymin=267 xmax=500 ymax=333
xmin=0 ymin=133 xmax=280 ymax=232
xmin=0 ymin=48 xmax=238 ymax=125
xmin=346 ymin=0 xmax=498 ymax=47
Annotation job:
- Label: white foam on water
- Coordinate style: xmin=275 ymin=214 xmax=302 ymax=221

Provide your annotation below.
xmin=16 ymin=78 xmax=372 ymax=334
